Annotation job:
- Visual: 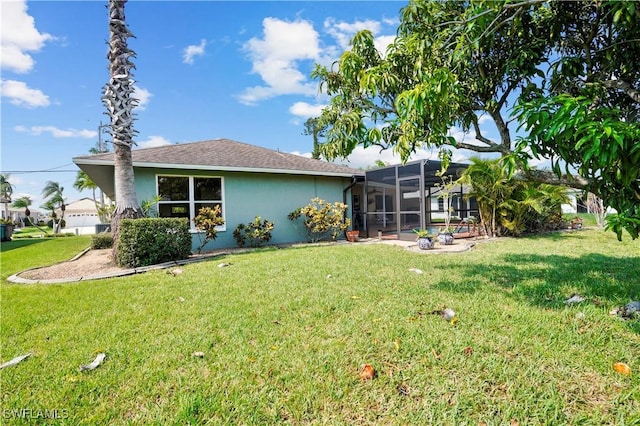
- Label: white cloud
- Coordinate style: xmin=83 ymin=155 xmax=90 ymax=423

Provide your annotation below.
xmin=238 ymin=18 xmax=321 ymax=105
xmin=289 ymin=101 xmax=326 ymax=118
xmin=1 ymin=0 xmax=53 ymax=73
xmin=183 ymin=39 xmax=207 ymax=64
xmin=288 ymin=151 xmax=313 ymax=159
xmin=336 ymin=145 xmax=437 ymax=170
xmin=135 ymin=135 xmax=172 ymax=149
xmin=238 ymin=15 xmax=397 ymax=106
xmin=15 ymin=125 xmax=96 ymax=138
xmin=0 ymin=79 xmax=49 ymax=108
xmin=323 ymin=18 xmax=382 ymax=50
xmin=133 ymin=85 xmax=152 ymax=110
xmin=324 ymin=17 xmax=395 ymax=56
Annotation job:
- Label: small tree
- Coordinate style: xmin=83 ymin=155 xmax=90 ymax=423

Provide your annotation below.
xmin=41 ymin=181 xmax=66 ymax=234
xmin=435 ymin=174 xmax=455 ymax=232
xmin=288 ymin=198 xmax=351 ymax=243
xmin=585 ymin=193 xmax=606 ymax=228
xmin=12 ymin=196 xmax=38 ymax=228
xmin=193 ymin=206 xmax=225 ymax=253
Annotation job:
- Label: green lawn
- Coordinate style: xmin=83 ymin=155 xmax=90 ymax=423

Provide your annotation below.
xmin=1 ymin=230 xmax=638 ymax=424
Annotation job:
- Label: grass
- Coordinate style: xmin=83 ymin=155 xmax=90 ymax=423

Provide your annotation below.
xmin=10 ymin=225 xmax=76 ymax=240
xmin=1 ymin=230 xmax=639 ymax=424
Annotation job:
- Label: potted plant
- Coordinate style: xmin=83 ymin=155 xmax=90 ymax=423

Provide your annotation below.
xmin=413 ymin=228 xmax=434 ymax=250
xmin=346 ymin=229 xmax=360 ymax=242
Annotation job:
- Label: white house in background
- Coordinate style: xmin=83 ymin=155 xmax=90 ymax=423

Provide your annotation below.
xmin=59 ymin=198 xmax=101 ymax=232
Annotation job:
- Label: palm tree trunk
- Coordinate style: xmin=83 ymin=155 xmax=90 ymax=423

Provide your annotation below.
xmin=103 ymin=0 xmax=143 ymax=243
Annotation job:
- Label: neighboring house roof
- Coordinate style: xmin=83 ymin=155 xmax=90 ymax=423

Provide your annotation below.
xmin=73 ymin=139 xmax=363 ymax=199
xmin=63 ymin=198 xmax=99 ymax=214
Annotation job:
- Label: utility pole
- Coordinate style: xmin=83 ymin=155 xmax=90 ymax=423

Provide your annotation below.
xmin=96 ymin=121 xmax=111 ymax=211
xmin=97 ymin=121 xmax=111 ymax=153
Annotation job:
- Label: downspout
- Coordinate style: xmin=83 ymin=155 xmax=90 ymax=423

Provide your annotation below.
xmin=343 ymin=175 xmax=364 ymax=235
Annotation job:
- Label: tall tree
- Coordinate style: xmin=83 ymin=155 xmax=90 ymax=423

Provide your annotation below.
xmin=13 ymin=196 xmax=47 ymax=232
xmin=302 ymin=117 xmax=327 ymax=160
xmin=102 ymin=0 xmax=143 ymax=242
xmin=313 ymin=0 xmax=639 ymax=239
xmin=0 ymin=173 xmax=14 ymax=219
xmin=41 ymin=181 xmax=65 ymax=234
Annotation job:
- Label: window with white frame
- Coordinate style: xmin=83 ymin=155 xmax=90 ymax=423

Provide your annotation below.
xmin=157 ymin=175 xmax=224 ymax=229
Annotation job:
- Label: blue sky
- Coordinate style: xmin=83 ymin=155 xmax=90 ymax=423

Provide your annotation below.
xmin=1 ymin=0 xmax=495 ymax=209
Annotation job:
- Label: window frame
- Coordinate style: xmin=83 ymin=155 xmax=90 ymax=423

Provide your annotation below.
xmin=156 ymin=174 xmax=226 ymax=232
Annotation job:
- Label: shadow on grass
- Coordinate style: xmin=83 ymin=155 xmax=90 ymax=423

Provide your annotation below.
xmin=434 ymin=252 xmax=640 ymax=332
xmin=0 ymin=239 xmax=48 ymax=252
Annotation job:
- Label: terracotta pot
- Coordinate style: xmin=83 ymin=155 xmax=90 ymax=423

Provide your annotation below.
xmin=346 ymin=230 xmax=360 ymax=242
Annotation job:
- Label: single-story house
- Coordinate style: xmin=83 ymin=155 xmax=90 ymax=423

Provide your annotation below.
xmin=73 ymin=139 xmax=365 ymax=251
xmin=59 ymin=197 xmax=104 ymax=234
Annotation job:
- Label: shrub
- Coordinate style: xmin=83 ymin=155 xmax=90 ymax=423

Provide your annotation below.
xmin=233 ymin=217 xmax=274 ymax=247
xmin=288 ymin=198 xmax=351 ymax=242
xmin=193 ymin=206 xmax=225 ymax=253
xmin=91 ymin=232 xmax=113 ymax=249
xmin=116 ymin=218 xmax=191 ymax=268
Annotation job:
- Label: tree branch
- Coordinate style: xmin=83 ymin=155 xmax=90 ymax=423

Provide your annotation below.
xmin=514 ymin=169 xmax=591 ymax=189
xmin=600 ymin=80 xmax=640 ymax=103
xmin=496 ymin=79 xmax=520 ymax=111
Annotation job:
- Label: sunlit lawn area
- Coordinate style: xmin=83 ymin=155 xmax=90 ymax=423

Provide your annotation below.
xmin=1 ymin=229 xmax=638 ymax=424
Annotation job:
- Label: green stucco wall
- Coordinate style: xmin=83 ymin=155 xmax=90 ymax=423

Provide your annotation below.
xmin=133 ymin=168 xmax=353 ymax=252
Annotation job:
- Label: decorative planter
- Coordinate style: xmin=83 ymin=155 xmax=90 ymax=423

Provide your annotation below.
xmin=417 ymin=237 xmax=434 ymax=250
xmin=438 ymin=232 xmax=454 ymax=245
xmin=346 ymin=230 xmax=360 ymax=242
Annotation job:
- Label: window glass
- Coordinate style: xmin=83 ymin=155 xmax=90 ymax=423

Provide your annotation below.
xmin=158 ymin=176 xmax=188 ymax=201
xmin=157 ymin=176 xmax=224 ymax=228
xmin=194 ymin=177 xmax=222 ymax=201
xmin=159 ymin=203 xmax=189 ymax=218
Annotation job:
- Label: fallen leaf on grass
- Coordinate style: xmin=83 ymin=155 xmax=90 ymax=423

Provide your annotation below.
xmin=464 ymin=346 xmax=473 ymax=356
xmin=359 ymin=364 xmax=375 ymax=380
xmin=0 ymin=353 xmax=31 ymax=369
xmin=408 ymin=268 xmax=423 ymax=275
xmin=79 ymin=353 xmax=106 ymax=372
xmin=167 ymin=268 xmax=183 ymax=276
xmin=613 ymin=362 xmax=631 ymax=375
xmin=192 ymin=351 xmax=205 ymax=358
xmin=178 ymin=297 xmax=185 ymax=303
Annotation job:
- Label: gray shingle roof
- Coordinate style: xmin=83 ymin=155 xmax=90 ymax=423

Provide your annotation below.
xmin=73 ymin=138 xmax=363 ymax=177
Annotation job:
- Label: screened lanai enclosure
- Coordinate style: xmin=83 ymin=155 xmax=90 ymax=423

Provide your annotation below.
xmin=352 ymin=160 xmax=478 ymax=240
